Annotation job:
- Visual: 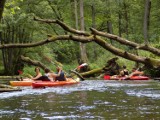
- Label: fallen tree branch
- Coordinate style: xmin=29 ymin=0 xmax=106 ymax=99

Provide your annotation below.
xmin=0 ymin=35 xmax=160 ymax=68
xmin=70 ymin=70 xmax=85 ymax=81
xmin=20 ymin=55 xmax=48 ymax=70
xmin=0 ymin=19 xmax=160 ymax=68
xmin=0 ymin=35 xmax=92 ymax=49
xmin=0 ymin=84 xmax=22 ymax=92
xmin=94 ymin=36 xmax=160 ymax=67
xmin=90 ymin=28 xmax=160 ymax=56
xmin=35 ymin=17 xmax=160 ymax=56
xmin=34 ymin=17 xmax=160 ymax=56
xmin=79 ymin=57 xmax=120 ymax=77
xmin=34 ymin=17 xmax=90 ymax=36
xmin=94 ymin=36 xmax=146 ymax=63
xmin=80 ymin=68 xmax=103 ymax=77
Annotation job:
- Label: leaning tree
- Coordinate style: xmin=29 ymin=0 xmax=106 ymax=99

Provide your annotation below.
xmin=1 ymin=17 xmax=160 ymax=76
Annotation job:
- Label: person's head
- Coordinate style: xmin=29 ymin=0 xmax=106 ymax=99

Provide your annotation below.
xmin=44 ymin=68 xmax=50 ymax=73
xmin=119 ymin=70 xmax=124 ymax=76
xmin=56 ymin=66 xmax=62 ymax=72
xmin=123 ymin=65 xmax=126 ymax=69
xmin=35 ymin=67 xmax=40 ymax=72
xmin=139 ymin=67 xmax=142 ymax=71
xmin=132 ymin=67 xmax=136 ymax=72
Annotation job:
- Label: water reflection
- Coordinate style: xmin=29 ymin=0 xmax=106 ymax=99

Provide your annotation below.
xmin=0 ymin=80 xmax=160 ymax=119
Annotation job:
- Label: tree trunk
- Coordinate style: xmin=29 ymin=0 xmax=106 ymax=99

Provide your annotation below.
xmin=1 ymin=24 xmax=31 ymax=75
xmin=0 ymin=84 xmax=21 ymax=92
xmin=143 ymin=0 xmax=151 ymax=45
xmin=47 ymin=0 xmax=63 ymax=21
xmin=0 ymin=88 xmax=21 ymax=92
xmin=118 ymin=1 xmax=122 ymax=37
xmin=123 ymin=1 xmax=129 ymax=38
xmin=79 ymin=0 xmax=88 ymax=63
xmin=106 ymin=0 xmax=114 ymax=44
xmin=0 ymin=0 xmax=6 ymax=21
xmin=91 ymin=1 xmax=98 ymax=59
xmin=74 ymin=0 xmax=81 ymax=63
xmin=91 ymin=3 xmax=96 ymax=29
xmin=74 ymin=0 xmax=79 ymax=30
xmin=107 ymin=21 xmax=113 ymax=38
xmin=81 ymin=68 xmax=103 ymax=77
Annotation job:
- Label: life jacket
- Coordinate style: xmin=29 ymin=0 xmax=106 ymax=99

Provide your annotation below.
xmin=78 ymin=63 xmax=88 ymax=69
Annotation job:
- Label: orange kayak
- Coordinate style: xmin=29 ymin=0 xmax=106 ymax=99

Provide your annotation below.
xmin=9 ymin=80 xmax=41 ymax=86
xmin=10 ymin=80 xmax=42 ymax=86
xmin=32 ymin=78 xmax=79 ymax=88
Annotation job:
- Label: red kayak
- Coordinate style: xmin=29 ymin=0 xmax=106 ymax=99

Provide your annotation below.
xmin=130 ymin=76 xmax=149 ymax=80
xmin=104 ymin=75 xmax=149 ymax=80
xmin=32 ymin=78 xmax=79 ymax=88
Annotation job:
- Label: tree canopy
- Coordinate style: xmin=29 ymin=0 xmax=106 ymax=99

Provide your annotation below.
xmin=1 ymin=0 xmax=160 ymax=76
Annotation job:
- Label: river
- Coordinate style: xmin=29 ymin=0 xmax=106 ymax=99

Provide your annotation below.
xmin=0 ymin=80 xmax=160 ymax=120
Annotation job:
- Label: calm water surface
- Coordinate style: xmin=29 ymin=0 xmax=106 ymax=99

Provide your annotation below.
xmin=0 ymin=80 xmax=160 ymax=120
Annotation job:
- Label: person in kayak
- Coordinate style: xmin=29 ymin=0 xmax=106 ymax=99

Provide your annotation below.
xmin=55 ymin=67 xmax=66 ymax=81
xmin=107 ymin=65 xmax=129 ymax=80
xmin=31 ymin=67 xmax=51 ymax=81
xmin=76 ymin=62 xmax=89 ymax=73
xmin=22 ymin=67 xmax=50 ymax=81
xmin=44 ymin=68 xmax=62 ymax=81
xmin=103 ymin=57 xmax=120 ymax=76
xmin=31 ymin=67 xmax=43 ymax=80
xmin=119 ymin=65 xmax=129 ymax=77
xmin=129 ymin=67 xmax=144 ymax=77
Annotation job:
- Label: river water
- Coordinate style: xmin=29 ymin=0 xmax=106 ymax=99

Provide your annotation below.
xmin=0 ymin=80 xmax=160 ymax=120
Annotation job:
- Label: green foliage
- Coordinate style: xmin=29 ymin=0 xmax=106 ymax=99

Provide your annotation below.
xmin=52 ymin=41 xmax=79 ymax=63
xmin=1 ymin=0 xmax=160 ymax=76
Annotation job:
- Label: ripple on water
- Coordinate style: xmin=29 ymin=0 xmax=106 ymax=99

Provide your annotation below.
xmin=78 ymin=105 xmax=96 ymax=111
xmin=0 ymin=80 xmax=160 ymax=120
xmin=0 ymin=110 xmax=15 ymax=114
xmin=0 ymin=80 xmax=109 ymax=99
xmin=20 ymin=118 xmax=32 ymax=120
xmin=0 ymin=80 xmax=157 ymax=100
xmin=125 ymin=89 xmax=160 ymax=99
xmin=43 ymin=115 xmax=80 ymax=119
xmin=106 ymin=82 xmax=149 ymax=88
xmin=43 ymin=115 xmax=104 ymax=119
xmin=94 ymin=100 xmax=112 ymax=105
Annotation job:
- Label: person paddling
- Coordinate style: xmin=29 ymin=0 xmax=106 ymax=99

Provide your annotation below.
xmin=129 ymin=67 xmax=144 ymax=77
xmin=23 ymin=67 xmax=48 ymax=81
xmin=55 ymin=67 xmax=66 ymax=81
xmin=44 ymin=68 xmax=62 ymax=81
xmin=31 ymin=67 xmax=51 ymax=81
xmin=119 ymin=65 xmax=129 ymax=77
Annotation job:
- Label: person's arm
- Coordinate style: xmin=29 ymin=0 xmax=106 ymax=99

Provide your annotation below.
xmin=58 ymin=68 xmax=62 ymax=76
xmin=50 ymin=69 xmax=62 ymax=81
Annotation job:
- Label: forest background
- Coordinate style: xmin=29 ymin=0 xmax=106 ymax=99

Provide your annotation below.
xmin=0 ymin=0 xmax=159 ymax=77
